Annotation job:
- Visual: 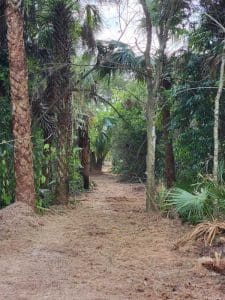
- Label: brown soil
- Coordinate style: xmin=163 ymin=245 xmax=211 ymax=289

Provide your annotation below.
xmin=0 ymin=202 xmax=41 ymax=241
xmin=0 ymin=173 xmax=224 ymax=299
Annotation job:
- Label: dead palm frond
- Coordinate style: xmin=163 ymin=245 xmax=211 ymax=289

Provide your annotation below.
xmin=177 ymin=221 xmax=225 ymax=247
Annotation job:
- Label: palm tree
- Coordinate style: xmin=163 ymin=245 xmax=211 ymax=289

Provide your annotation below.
xmin=51 ymin=1 xmax=102 ymax=202
xmin=27 ymin=0 xmax=102 ymax=203
xmin=5 ymin=0 xmax=36 ymax=206
xmin=50 ymin=0 xmax=73 ymax=204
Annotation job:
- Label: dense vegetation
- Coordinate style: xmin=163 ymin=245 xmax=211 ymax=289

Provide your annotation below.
xmin=1 ymin=0 xmax=225 ymax=225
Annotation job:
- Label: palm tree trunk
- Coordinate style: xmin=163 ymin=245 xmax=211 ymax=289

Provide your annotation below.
xmin=55 ymin=100 xmax=72 ymax=203
xmin=5 ymin=2 xmax=35 ymax=206
xmin=52 ymin=1 xmax=73 ymax=204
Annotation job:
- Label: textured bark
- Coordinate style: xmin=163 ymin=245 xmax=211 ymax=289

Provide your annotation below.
xmin=5 ymin=2 xmax=36 ymax=206
xmin=78 ymin=117 xmax=90 ymax=190
xmin=55 ymin=103 xmax=72 ymax=203
xmin=162 ymin=106 xmax=175 ymax=188
xmin=52 ymin=1 xmax=73 ymax=204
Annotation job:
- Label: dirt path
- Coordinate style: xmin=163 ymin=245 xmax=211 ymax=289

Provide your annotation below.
xmin=0 ymin=173 xmax=224 ymax=299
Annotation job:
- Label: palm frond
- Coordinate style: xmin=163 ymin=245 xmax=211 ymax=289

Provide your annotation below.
xmin=169 ymin=187 xmax=209 ymax=223
xmin=32 ymin=87 xmax=57 ymax=141
xmin=96 ymin=40 xmax=138 ymax=77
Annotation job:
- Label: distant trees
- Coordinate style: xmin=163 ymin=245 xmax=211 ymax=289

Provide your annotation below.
xmin=90 ymin=112 xmax=114 ymax=174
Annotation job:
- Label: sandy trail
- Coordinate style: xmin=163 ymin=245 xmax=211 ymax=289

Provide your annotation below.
xmin=0 ymin=173 xmax=224 ymax=300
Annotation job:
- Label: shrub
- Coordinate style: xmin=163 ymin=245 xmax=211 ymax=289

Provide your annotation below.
xmin=169 ymin=187 xmax=211 ymax=224
xmin=166 ymin=175 xmax=225 ymax=224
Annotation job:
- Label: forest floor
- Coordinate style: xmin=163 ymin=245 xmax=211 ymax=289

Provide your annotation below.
xmin=0 ymin=172 xmax=225 ymax=300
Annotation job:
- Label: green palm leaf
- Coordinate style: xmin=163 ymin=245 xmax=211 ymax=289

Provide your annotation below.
xmin=169 ymin=188 xmax=209 ymax=223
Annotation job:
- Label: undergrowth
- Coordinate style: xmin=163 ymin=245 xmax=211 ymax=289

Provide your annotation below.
xmin=157 ymin=175 xmax=225 ymax=224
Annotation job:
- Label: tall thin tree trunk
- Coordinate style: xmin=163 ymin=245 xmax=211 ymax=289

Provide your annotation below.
xmin=6 ymin=1 xmax=36 ymax=206
xmin=141 ymin=0 xmax=178 ymax=209
xmin=204 ymin=14 xmax=225 ymax=182
xmin=213 ymin=48 xmax=225 ymax=182
xmin=146 ymin=93 xmax=157 ymax=211
xmin=140 ymin=0 xmax=157 ymax=211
